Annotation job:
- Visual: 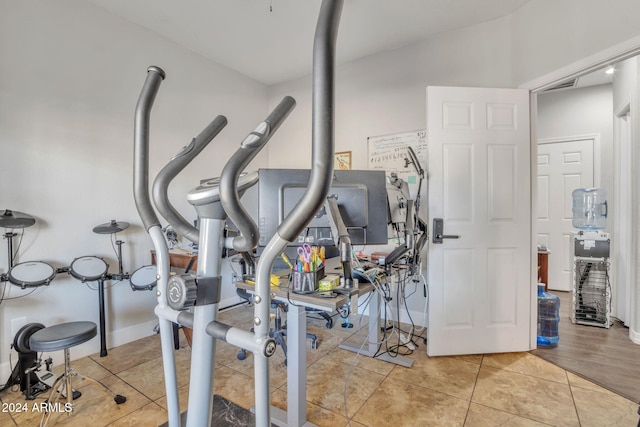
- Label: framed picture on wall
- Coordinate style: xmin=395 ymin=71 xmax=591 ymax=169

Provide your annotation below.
xmin=335 ymin=151 xmax=352 ymax=170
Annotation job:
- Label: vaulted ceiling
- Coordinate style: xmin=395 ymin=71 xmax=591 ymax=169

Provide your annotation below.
xmin=86 ymin=0 xmax=531 ymax=85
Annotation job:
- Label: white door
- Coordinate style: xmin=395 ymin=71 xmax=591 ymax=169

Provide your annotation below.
xmin=537 ymin=138 xmax=594 ymax=291
xmin=427 ymin=86 xmax=531 ymax=356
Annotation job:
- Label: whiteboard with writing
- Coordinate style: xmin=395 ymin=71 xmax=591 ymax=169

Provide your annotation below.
xmin=367 ymin=129 xmax=427 ymax=198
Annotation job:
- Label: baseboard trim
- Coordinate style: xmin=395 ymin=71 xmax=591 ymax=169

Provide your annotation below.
xmin=0 ymin=298 xmax=251 ymax=381
xmin=629 ymin=326 xmax=640 ymax=345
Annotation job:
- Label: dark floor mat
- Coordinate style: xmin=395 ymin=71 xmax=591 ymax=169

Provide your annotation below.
xmin=211 ymin=394 xmax=259 ymax=426
xmin=160 ymin=394 xmax=274 ymax=426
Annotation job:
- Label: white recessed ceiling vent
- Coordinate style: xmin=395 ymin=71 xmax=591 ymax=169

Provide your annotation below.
xmin=542 ymin=78 xmax=578 ymax=92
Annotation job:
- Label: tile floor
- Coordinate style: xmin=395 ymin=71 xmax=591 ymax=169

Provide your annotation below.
xmin=1 ymin=304 xmax=638 ymax=426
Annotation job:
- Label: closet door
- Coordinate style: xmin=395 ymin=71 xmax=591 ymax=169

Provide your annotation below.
xmin=537 ymin=138 xmax=594 ymax=291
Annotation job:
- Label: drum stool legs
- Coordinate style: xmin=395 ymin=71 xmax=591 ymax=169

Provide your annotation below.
xmin=29 ymin=321 xmax=126 ymax=426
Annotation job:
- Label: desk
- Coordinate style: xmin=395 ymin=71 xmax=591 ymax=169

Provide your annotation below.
xmin=236 ymin=263 xmax=373 ymax=427
xmin=338 ymin=286 xmax=414 ymax=368
xmin=150 ymin=250 xmax=198 ymax=271
xmin=538 ymin=251 xmax=549 ymax=290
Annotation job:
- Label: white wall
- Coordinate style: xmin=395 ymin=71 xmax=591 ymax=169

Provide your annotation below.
xmin=536 ymin=84 xmax=614 ymax=196
xmin=267 ymin=16 xmax=514 ymax=169
xmin=0 ymin=0 xmax=270 ymax=373
xmin=267 ymin=0 xmax=640 ymax=172
xmin=512 ymin=0 xmax=640 ymax=85
xmin=613 ymin=59 xmax=638 ymax=108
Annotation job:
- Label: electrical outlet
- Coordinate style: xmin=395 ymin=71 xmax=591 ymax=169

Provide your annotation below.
xmin=232 ymin=273 xmax=239 ymax=284
xmin=10 ymin=316 xmax=27 ymax=338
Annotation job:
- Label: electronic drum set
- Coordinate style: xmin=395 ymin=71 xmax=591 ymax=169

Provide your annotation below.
xmin=0 ymin=211 xmax=159 ymax=356
xmin=0 ymin=211 xmax=157 ymax=292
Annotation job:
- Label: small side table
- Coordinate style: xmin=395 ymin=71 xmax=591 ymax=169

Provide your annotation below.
xmin=538 ymin=251 xmax=549 ymax=291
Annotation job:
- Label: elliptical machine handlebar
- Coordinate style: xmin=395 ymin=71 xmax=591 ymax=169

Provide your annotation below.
xmin=152 ymin=115 xmax=228 ymax=244
xmin=276 ymin=0 xmax=342 ymax=243
xmin=251 ymin=4 xmax=344 ymax=425
xmin=133 ymin=66 xmax=166 ymax=231
xmin=219 ymin=96 xmax=296 ymax=252
xmin=133 ymin=65 xmax=183 ymax=427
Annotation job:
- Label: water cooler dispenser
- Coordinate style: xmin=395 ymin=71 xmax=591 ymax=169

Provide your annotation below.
xmin=570 ymin=188 xmax=611 ymax=328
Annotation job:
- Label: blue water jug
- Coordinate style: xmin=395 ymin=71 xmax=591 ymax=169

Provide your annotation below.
xmin=572 ymin=188 xmax=607 ymax=230
xmin=537 ymin=284 xmax=560 ymax=347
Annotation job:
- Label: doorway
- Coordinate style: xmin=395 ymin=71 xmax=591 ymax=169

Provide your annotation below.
xmin=532 ymin=61 xmax=634 ymax=325
xmin=523 ymin=35 xmax=640 ymax=401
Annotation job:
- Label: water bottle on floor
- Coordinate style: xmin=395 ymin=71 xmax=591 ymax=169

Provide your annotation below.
xmin=537 ymin=284 xmax=560 ymax=347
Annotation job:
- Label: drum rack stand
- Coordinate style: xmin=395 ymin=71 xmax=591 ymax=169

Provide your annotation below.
xmin=94 ymin=234 xmax=170 ymax=357
xmin=96 ymin=237 xmax=129 ymax=357
xmin=3 ymin=231 xmax=18 ymax=270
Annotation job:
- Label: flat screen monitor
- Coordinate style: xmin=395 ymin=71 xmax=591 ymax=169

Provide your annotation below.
xmin=257 ymin=169 xmax=388 ymax=249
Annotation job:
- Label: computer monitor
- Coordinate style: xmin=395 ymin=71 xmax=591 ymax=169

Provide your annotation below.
xmin=257 ymin=169 xmax=388 ymax=250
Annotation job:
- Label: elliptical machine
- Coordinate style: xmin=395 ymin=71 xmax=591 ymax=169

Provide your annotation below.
xmin=132 ymin=1 xmax=344 ymax=426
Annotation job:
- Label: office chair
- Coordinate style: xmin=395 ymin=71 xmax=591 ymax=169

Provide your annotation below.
xmin=236 ymin=292 xmax=318 ymax=365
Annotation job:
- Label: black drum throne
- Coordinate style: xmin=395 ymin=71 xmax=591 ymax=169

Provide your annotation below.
xmin=28 ymin=321 xmax=125 ymax=425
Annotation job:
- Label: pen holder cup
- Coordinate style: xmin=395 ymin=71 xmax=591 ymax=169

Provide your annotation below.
xmin=292 ymin=266 xmax=325 ymax=294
